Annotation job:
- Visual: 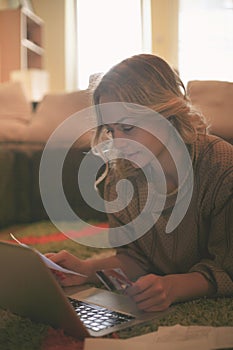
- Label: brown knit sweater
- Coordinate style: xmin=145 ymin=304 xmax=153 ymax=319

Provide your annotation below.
xmin=104 ymin=135 xmax=233 ymax=296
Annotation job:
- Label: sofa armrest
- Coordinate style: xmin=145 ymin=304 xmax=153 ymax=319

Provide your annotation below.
xmin=187 ymin=80 xmax=233 ymax=143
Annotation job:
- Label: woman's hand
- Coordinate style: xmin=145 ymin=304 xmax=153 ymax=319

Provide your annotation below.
xmin=125 ymin=274 xmax=173 ymax=312
xmin=126 ymin=272 xmax=215 ymax=312
xmin=46 ymin=250 xmax=93 ymax=287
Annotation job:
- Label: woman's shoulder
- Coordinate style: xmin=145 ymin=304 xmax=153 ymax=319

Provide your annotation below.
xmin=193 ymin=134 xmax=232 ymax=212
xmin=195 ymin=133 xmax=233 ymax=148
xmin=193 ymin=134 xmax=233 ymax=169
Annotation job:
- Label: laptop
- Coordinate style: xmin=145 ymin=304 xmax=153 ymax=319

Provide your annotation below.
xmin=0 ymin=241 xmax=171 ymax=340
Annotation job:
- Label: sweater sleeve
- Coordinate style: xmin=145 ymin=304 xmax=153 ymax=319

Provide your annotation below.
xmin=190 ymin=170 xmax=233 ymax=296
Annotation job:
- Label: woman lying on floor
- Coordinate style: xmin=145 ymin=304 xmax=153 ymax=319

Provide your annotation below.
xmin=47 ymin=54 xmax=233 ymax=312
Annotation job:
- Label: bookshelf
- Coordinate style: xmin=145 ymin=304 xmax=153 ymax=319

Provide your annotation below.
xmin=0 ymin=6 xmax=44 ymax=82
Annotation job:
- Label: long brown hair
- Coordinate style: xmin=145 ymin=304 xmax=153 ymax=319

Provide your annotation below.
xmin=91 ymin=54 xmax=207 ymax=183
xmin=93 ymin=54 xmax=207 ymax=143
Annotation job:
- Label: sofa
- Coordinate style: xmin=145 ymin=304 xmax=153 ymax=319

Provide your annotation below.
xmin=0 ymin=79 xmax=232 ymax=228
xmin=0 ymin=81 xmax=106 ymax=228
xmin=187 ymin=80 xmax=233 ymax=144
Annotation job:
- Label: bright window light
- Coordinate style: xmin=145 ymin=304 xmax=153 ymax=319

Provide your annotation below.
xmin=76 ymin=0 xmax=142 ymax=89
xmin=179 ymin=0 xmax=233 ymax=84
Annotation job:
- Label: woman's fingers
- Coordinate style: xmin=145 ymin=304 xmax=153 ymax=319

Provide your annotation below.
xmin=126 ymin=274 xmax=171 ymax=311
xmin=44 ymin=252 xmax=55 ymax=258
xmin=45 ymin=250 xmax=91 ymax=286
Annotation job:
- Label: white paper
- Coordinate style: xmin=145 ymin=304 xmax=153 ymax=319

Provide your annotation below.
xmin=155 ymin=324 xmax=212 ymax=343
xmin=209 ymin=326 xmax=233 ymax=349
xmin=10 ymin=233 xmax=87 ymax=277
xmin=84 ymin=324 xmax=233 ymax=350
xmin=84 ymin=338 xmax=144 ymax=350
xmin=84 ymin=338 xmax=209 ymax=350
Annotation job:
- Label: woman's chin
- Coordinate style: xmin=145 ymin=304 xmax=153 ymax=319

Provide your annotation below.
xmin=127 ymin=153 xmax=150 ymax=168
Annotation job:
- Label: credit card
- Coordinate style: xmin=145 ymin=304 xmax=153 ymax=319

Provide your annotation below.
xmin=96 ymin=267 xmax=133 ymax=292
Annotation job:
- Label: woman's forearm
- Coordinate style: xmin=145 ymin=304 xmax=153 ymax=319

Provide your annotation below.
xmin=165 ymin=272 xmax=215 ymax=303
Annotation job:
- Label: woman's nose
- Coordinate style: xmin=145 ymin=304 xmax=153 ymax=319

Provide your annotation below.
xmin=113 ymin=132 xmax=129 ymax=149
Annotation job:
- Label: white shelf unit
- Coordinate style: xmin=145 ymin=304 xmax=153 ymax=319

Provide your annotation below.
xmin=0 ymin=6 xmax=44 ymax=82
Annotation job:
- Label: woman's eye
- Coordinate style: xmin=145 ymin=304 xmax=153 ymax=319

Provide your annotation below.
xmin=106 ymin=128 xmax=113 ymax=135
xmin=122 ymin=125 xmax=134 ymax=132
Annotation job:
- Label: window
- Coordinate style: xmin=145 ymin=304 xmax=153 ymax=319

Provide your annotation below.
xmin=179 ymin=0 xmax=233 ymax=84
xmin=76 ymin=0 xmax=143 ymax=89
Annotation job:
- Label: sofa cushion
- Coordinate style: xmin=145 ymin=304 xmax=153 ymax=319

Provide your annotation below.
xmin=0 ymin=81 xmax=31 ymax=122
xmin=187 ymin=80 xmax=233 ymax=143
xmin=0 ymin=119 xmax=28 ymax=142
xmin=25 ymin=89 xmax=94 ymax=148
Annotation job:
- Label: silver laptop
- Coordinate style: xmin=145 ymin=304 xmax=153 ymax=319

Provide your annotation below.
xmin=0 ymin=241 xmax=171 ymax=340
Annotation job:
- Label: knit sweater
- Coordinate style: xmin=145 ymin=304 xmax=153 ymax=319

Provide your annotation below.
xmin=104 ymin=134 xmax=233 ymax=296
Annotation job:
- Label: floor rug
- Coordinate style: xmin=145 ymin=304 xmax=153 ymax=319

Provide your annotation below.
xmin=0 ymin=220 xmax=233 ymax=350
xmin=0 ymin=220 xmax=113 ymax=350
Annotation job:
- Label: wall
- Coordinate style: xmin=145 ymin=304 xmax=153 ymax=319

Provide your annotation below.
xmin=32 ymin=0 xmax=179 ymax=92
xmin=151 ymin=0 xmax=179 ymax=70
xmin=32 ymin=0 xmax=66 ymax=92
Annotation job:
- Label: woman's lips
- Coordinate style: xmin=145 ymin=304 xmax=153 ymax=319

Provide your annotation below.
xmin=125 ymin=151 xmax=140 ymax=158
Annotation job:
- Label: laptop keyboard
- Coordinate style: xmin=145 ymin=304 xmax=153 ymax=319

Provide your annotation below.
xmin=68 ymin=297 xmax=135 ymax=332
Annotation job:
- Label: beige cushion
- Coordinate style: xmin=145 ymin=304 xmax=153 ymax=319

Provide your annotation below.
xmin=0 ymin=119 xmax=28 ymax=142
xmin=187 ymin=80 xmax=233 ymax=142
xmin=26 ymin=89 xmax=94 ymax=148
xmin=0 ymin=81 xmax=31 ymax=122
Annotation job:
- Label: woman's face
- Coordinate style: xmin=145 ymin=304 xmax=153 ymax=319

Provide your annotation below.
xmin=99 ymin=95 xmax=169 ymax=168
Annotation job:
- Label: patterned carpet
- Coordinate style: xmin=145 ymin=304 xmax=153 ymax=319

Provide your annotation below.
xmin=0 ymin=220 xmax=112 ymax=350
xmin=0 ymin=220 xmax=233 ymax=349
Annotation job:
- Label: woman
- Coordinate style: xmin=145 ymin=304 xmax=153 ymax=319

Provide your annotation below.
xmin=48 ymin=54 xmax=233 ymax=312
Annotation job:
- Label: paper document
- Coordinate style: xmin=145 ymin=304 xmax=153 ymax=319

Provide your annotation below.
xmin=84 ymin=338 xmax=208 ymax=350
xmin=10 ymin=233 xmax=87 ymax=277
xmin=84 ymin=324 xmax=233 ymax=350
